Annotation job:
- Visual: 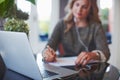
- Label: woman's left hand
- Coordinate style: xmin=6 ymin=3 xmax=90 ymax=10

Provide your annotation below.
xmin=75 ymin=51 xmax=99 ymax=66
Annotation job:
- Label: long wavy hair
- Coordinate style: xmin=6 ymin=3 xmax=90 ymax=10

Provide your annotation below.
xmin=64 ymin=0 xmax=101 ymax=32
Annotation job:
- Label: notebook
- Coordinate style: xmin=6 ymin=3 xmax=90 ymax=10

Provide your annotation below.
xmin=0 ymin=31 xmax=77 ymax=80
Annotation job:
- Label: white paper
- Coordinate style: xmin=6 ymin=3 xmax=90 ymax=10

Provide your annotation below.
xmin=48 ymin=56 xmax=77 ymax=66
xmin=48 ymin=57 xmax=101 ymax=67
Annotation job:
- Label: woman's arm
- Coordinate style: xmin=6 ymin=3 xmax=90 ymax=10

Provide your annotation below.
xmin=93 ymin=23 xmax=111 ymax=62
xmin=75 ymin=23 xmax=110 ymax=66
xmin=47 ymin=20 xmax=64 ymax=51
xmin=42 ymin=20 xmax=64 ymax=62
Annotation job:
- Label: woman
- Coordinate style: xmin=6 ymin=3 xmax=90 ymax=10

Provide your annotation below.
xmin=42 ymin=0 xmax=110 ymax=66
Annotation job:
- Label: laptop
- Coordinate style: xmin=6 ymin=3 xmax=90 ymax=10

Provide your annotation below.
xmin=0 ymin=31 xmax=77 ymax=80
xmin=0 ymin=54 xmax=6 ymax=79
xmin=0 ymin=54 xmax=32 ymax=80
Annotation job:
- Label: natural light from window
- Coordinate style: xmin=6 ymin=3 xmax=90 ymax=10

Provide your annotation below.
xmin=17 ymin=0 xmax=31 ymax=14
xmin=37 ymin=0 xmax=51 ymax=21
xmin=100 ymin=0 xmax=112 ymax=9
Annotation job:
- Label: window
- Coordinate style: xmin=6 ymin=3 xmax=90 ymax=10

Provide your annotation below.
xmin=100 ymin=0 xmax=113 ymax=44
xmin=37 ymin=0 xmax=52 ymax=41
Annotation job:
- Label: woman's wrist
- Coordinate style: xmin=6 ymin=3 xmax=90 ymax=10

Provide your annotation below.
xmin=42 ymin=48 xmax=47 ymax=60
xmin=91 ymin=52 xmax=100 ymax=61
xmin=95 ymin=52 xmax=101 ymax=60
xmin=92 ymin=50 xmax=106 ymax=62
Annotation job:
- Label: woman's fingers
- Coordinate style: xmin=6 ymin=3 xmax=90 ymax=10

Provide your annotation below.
xmin=75 ymin=52 xmax=87 ymax=65
xmin=43 ymin=46 xmax=56 ymax=62
xmin=47 ymin=46 xmax=56 ymax=56
xmin=75 ymin=52 xmax=97 ymax=66
xmin=45 ymin=55 xmax=56 ymax=62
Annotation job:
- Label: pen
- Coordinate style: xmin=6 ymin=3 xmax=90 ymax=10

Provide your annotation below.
xmin=43 ymin=46 xmax=56 ymax=62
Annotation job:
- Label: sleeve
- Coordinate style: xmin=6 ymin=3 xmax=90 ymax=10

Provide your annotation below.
xmin=92 ymin=50 xmax=107 ymax=62
xmin=46 ymin=20 xmax=64 ymax=51
xmin=94 ymin=23 xmax=111 ymax=62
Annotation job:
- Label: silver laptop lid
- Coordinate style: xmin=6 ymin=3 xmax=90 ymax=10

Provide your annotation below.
xmin=0 ymin=31 xmax=42 ymax=80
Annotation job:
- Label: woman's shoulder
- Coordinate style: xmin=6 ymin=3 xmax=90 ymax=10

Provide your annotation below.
xmin=90 ymin=22 xmax=102 ymax=29
xmin=88 ymin=22 xmax=104 ymax=34
xmin=55 ymin=19 xmax=66 ymax=28
xmin=56 ymin=18 xmax=65 ymax=25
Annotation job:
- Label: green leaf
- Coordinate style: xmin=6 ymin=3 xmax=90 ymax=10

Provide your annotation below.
xmin=0 ymin=0 xmax=14 ymax=18
xmin=0 ymin=0 xmax=5 ymax=4
xmin=26 ymin=0 xmax=36 ymax=5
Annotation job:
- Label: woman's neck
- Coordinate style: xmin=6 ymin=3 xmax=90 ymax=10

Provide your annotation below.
xmin=75 ymin=18 xmax=88 ymax=28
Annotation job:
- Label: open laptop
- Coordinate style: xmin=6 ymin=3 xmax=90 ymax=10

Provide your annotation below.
xmin=0 ymin=31 xmax=77 ymax=80
xmin=0 ymin=54 xmax=32 ymax=80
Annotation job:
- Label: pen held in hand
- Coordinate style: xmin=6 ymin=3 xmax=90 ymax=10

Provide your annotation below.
xmin=44 ymin=46 xmax=57 ymax=62
xmin=47 ymin=46 xmax=56 ymax=56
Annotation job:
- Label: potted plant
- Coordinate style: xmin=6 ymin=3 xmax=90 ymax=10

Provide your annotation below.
xmin=0 ymin=0 xmax=35 ymax=35
xmin=4 ymin=18 xmax=29 ymax=36
xmin=0 ymin=0 xmax=35 ymax=18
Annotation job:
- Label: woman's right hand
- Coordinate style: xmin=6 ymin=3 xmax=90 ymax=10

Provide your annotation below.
xmin=42 ymin=46 xmax=56 ymax=62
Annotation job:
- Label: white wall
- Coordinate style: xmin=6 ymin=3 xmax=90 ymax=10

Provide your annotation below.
xmin=28 ymin=3 xmax=40 ymax=54
xmin=110 ymin=0 xmax=120 ymax=69
xmin=49 ymin=0 xmax=60 ymax=37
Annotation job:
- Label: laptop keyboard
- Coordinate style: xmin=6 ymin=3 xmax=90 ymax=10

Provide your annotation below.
xmin=41 ymin=70 xmax=58 ymax=78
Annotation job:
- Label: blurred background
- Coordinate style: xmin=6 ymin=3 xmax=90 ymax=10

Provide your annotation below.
xmin=0 ymin=0 xmax=120 ymax=70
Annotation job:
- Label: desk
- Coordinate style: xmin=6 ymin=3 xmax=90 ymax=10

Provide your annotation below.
xmin=37 ymin=54 xmax=120 ymax=80
xmin=1 ymin=56 xmax=120 ymax=80
xmin=61 ymin=62 xmax=120 ymax=80
xmin=0 ymin=54 xmax=32 ymax=80
xmin=3 ymin=69 xmax=33 ymax=80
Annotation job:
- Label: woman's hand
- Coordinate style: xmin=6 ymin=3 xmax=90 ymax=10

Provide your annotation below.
xmin=75 ymin=51 xmax=99 ymax=66
xmin=42 ymin=46 xmax=56 ymax=62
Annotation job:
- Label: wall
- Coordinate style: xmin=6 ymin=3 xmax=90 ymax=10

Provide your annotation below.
xmin=110 ymin=0 xmax=120 ymax=69
xmin=28 ymin=3 xmax=40 ymax=53
xmin=59 ymin=0 xmax=68 ymax=18
xmin=49 ymin=0 xmax=60 ymax=36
